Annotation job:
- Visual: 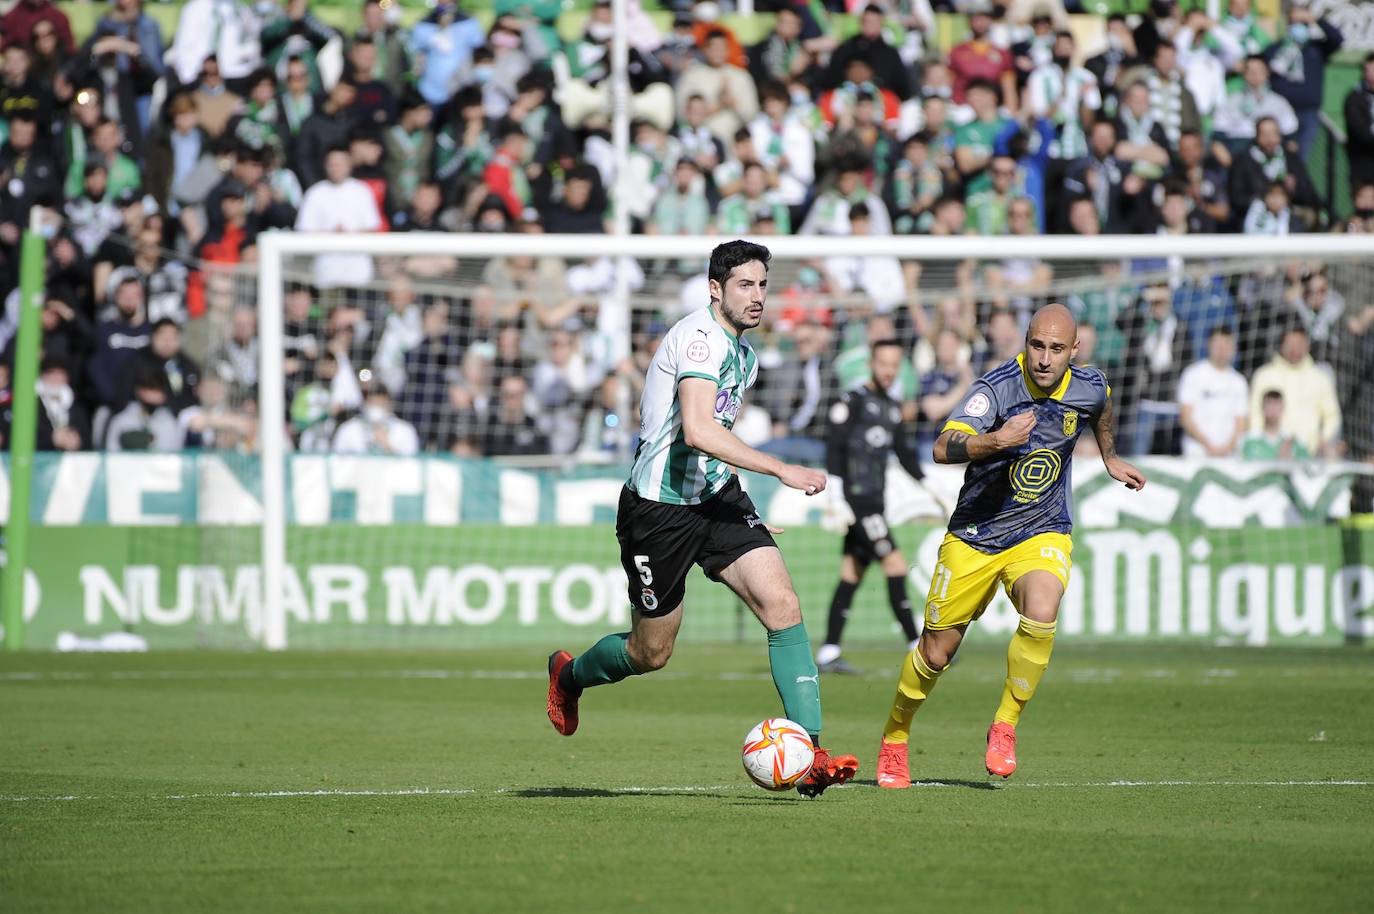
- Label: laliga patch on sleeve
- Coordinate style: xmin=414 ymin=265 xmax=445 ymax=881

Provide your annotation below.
xmin=964 ymin=392 xmax=990 ymax=417
xmin=829 ymin=400 xmax=849 ymax=424
xmin=686 ymin=339 xmax=710 ymax=363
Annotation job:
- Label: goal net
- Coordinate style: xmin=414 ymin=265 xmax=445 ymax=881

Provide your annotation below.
xmin=43 ymin=232 xmax=1374 ymax=651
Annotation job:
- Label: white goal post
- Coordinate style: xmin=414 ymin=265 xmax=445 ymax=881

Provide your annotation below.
xmin=254 ymin=232 xmax=1374 ymax=650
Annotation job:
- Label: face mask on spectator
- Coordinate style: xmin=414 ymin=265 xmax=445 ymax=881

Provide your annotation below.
xmin=1288 ymin=23 xmax=1309 ymax=44
xmin=473 ymin=65 xmax=495 ymax=84
xmin=364 ymin=405 xmax=389 ymax=424
xmin=587 ymin=22 xmax=614 ymax=43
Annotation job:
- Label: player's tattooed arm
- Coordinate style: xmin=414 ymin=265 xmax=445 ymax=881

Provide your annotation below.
xmin=1093 ymin=395 xmax=1119 ymax=460
xmin=1095 ymin=396 xmax=1148 ymax=491
xmin=934 ymin=413 xmax=1034 ymax=464
xmin=944 ymin=431 xmax=971 ymax=463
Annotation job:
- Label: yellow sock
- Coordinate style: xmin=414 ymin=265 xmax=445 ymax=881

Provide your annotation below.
xmin=882 ymin=647 xmax=943 ymax=744
xmin=995 ymin=617 xmax=1057 ymax=727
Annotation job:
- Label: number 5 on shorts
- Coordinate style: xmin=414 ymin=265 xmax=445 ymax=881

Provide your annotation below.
xmin=634 ymin=555 xmax=653 ymax=586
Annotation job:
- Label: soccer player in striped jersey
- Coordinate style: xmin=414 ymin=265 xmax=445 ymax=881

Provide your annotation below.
xmin=876 ymin=303 xmax=1147 ymax=787
xmin=546 ymin=240 xmax=859 ymax=797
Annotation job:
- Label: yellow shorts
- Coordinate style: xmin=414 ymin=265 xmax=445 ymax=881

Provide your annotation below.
xmin=923 ymin=532 xmax=1073 ymax=631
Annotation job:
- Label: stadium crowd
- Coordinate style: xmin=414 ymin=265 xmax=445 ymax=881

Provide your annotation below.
xmin=0 ymin=0 xmax=1371 ymax=473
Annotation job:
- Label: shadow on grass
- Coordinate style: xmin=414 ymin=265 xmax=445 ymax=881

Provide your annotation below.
xmin=511 ymin=787 xmax=738 ymax=800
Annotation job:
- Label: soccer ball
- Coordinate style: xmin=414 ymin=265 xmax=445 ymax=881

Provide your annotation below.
xmin=741 ymin=718 xmax=815 ymax=791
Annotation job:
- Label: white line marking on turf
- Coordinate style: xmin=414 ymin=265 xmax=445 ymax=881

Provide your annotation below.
xmin=0 ymin=787 xmax=478 ymax=802
xmin=2 ymin=780 xmax=1369 ymax=803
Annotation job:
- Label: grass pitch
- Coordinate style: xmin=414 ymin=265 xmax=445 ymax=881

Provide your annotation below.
xmin=2 ymin=641 xmax=1372 ymax=913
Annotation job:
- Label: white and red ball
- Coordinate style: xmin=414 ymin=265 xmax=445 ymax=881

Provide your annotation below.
xmin=741 ymin=718 xmax=815 ymax=791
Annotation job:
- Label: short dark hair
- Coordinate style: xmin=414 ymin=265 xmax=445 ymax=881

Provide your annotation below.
xmin=708 ymin=240 xmax=771 ymax=289
xmin=1208 ymin=325 xmax=1234 ymax=340
xmin=1262 ymin=389 xmax=1284 ymax=403
xmin=966 ymin=77 xmax=999 ymax=99
xmin=870 ymin=338 xmax=903 ymax=355
xmin=133 ymin=365 xmax=165 ymax=392
xmin=39 ymin=354 xmax=70 ymax=376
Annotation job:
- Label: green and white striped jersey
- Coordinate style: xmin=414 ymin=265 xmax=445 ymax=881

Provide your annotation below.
xmin=628 ymin=307 xmax=759 ymax=505
xmin=1026 ymin=64 xmax=1102 ymax=161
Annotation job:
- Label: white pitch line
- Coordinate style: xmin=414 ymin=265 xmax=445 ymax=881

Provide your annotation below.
xmin=0 ymin=787 xmax=479 ymax=802
xmin=1 ymin=780 xmax=1369 ymax=803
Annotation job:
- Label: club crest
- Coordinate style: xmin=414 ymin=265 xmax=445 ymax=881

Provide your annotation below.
xmin=1062 ymin=411 xmax=1078 ymax=437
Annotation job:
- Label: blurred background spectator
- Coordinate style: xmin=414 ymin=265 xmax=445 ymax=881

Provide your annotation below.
xmin=0 ymin=0 xmax=1365 ymax=473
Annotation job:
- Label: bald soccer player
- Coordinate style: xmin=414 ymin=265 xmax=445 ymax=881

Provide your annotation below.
xmin=875 ymin=304 xmax=1147 ymax=786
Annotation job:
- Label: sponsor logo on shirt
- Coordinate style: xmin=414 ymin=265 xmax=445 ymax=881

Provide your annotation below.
xmin=1009 ymin=448 xmax=1064 ymax=504
xmin=715 ymin=388 xmax=742 ymax=423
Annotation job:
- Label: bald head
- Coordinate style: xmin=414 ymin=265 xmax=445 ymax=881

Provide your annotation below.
xmin=1028 ymin=303 xmax=1078 ymax=340
xmin=1024 ymin=302 xmax=1079 ymax=393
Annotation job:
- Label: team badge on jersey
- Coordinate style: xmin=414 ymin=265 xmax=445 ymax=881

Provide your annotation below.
xmin=1063 ymin=410 xmax=1078 ymax=437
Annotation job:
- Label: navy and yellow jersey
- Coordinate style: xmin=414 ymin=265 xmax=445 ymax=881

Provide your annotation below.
xmin=942 ymin=353 xmax=1109 ymax=554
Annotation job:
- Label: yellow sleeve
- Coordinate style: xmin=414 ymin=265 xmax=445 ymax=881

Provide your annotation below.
xmin=943 ymin=420 xmax=978 ymax=436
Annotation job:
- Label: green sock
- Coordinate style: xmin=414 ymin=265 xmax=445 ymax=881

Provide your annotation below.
xmin=768 ymin=623 xmax=823 ymax=740
xmin=570 ymin=632 xmax=640 ymax=690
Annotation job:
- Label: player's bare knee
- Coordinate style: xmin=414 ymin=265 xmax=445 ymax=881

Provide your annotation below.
xmin=880 ymin=551 xmax=908 ymax=576
xmin=770 ymin=589 xmax=802 ymax=627
xmin=919 ymin=628 xmax=962 ymax=670
xmin=1021 ymin=603 xmax=1060 ymax=624
xmin=629 ymin=639 xmax=673 ymax=672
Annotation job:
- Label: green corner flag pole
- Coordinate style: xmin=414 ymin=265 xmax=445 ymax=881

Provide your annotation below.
xmin=3 ymin=214 xmax=46 ymax=650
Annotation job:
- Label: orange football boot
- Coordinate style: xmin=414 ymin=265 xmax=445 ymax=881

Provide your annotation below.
xmin=985 ymin=722 xmax=1017 ymax=778
xmin=796 ymin=747 xmax=859 ymax=798
xmin=876 ymin=739 xmax=911 ymax=789
xmin=546 ymin=650 xmax=579 ymax=736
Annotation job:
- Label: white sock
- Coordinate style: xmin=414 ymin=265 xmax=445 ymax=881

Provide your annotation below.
xmin=908 ymin=639 xmax=920 ymax=653
xmin=816 ymin=643 xmax=842 ymax=666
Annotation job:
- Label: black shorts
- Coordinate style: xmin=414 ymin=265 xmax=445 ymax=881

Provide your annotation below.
xmin=843 ymin=503 xmax=899 ymax=564
xmin=616 ymin=476 xmax=776 ymax=618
